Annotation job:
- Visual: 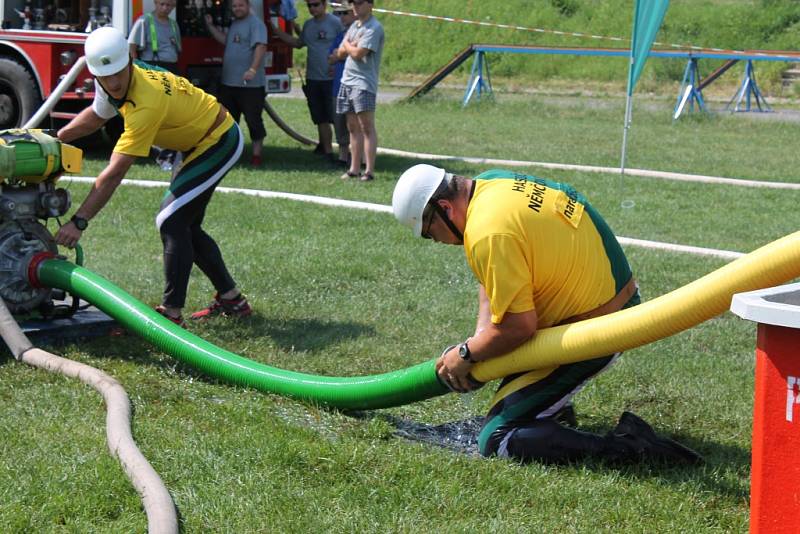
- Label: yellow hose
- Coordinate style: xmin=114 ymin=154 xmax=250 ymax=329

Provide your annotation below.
xmin=472 ymin=230 xmax=800 ymax=383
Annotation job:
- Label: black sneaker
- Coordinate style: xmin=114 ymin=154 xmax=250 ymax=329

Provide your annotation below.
xmin=612 ymin=411 xmax=703 ymax=465
xmin=552 ymin=404 xmax=578 ymax=427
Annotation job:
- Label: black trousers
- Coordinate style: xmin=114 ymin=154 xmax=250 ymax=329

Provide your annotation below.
xmin=156 ymin=124 xmax=243 ymax=308
xmin=218 ymin=84 xmax=267 ymax=141
xmin=479 ymin=291 xmax=642 ymax=463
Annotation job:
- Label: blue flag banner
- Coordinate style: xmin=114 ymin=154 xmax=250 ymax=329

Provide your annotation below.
xmin=620 ymin=0 xmax=670 ymax=181
xmin=627 ymin=0 xmax=670 ymax=96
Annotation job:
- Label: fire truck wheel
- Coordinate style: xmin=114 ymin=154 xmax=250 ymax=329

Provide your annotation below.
xmin=0 ymin=58 xmax=41 ymax=129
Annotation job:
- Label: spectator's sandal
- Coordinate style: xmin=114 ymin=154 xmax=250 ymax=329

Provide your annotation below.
xmin=360 ymin=172 xmax=375 ymax=182
xmin=340 ymin=171 xmax=359 ymax=180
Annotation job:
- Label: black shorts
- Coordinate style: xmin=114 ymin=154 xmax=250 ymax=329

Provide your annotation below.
xmin=305 ymin=79 xmax=335 ymax=125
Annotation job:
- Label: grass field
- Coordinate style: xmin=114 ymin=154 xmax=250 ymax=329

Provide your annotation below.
xmin=1 ymin=88 xmax=798 ymax=531
xmin=288 ymin=0 xmax=800 ymax=94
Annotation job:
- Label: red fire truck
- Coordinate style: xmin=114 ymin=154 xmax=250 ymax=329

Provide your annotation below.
xmin=0 ymin=0 xmax=292 ymax=130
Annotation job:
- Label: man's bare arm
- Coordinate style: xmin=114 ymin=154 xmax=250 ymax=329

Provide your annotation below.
xmin=57 ymin=106 xmax=109 ymax=144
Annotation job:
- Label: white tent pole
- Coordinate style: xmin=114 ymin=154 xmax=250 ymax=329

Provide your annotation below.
xmin=620 ymin=92 xmax=634 ymax=176
xmin=618 ymin=93 xmax=636 ymax=208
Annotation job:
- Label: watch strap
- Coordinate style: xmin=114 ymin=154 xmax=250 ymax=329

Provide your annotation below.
xmin=70 ymin=215 xmax=88 ymax=230
xmin=458 ymin=341 xmax=474 ymax=363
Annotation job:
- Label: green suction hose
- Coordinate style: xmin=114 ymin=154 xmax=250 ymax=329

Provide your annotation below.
xmin=74 ymin=243 xmax=84 ymax=266
xmin=36 ymin=258 xmax=448 ymax=411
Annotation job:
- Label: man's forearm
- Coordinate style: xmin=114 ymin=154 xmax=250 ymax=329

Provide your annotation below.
xmin=250 ymin=44 xmax=267 ymax=71
xmin=466 ymin=298 xmax=538 ymax=363
xmin=205 ymin=22 xmax=226 ymax=45
xmin=57 ymin=106 xmax=107 ymax=144
xmin=343 ymin=40 xmax=370 ymax=61
xmin=77 ymin=177 xmax=119 ymax=221
xmin=467 ymin=323 xmax=531 ymax=363
xmin=75 ymin=153 xmax=134 ymax=220
xmin=271 ymin=25 xmax=301 ymax=48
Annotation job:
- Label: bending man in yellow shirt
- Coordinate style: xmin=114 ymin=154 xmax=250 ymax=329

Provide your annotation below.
xmin=56 ymin=27 xmax=251 ymax=326
xmin=393 ymin=165 xmax=701 ymax=465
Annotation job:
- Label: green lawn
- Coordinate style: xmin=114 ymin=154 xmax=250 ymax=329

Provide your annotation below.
xmin=1 ymin=90 xmax=798 ymax=531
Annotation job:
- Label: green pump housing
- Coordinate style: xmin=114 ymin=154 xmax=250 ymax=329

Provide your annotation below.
xmin=0 ymin=129 xmax=82 ymax=184
xmin=0 ymin=129 xmax=81 ymax=313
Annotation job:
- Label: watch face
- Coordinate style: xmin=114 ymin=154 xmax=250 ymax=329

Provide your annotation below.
xmin=459 ymin=343 xmax=469 ymax=358
xmin=73 ymin=217 xmax=87 ymax=230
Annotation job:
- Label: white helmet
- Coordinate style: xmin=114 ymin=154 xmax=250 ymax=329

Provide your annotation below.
xmin=85 ymin=27 xmax=130 ymax=76
xmin=392 ymin=164 xmax=452 ymax=237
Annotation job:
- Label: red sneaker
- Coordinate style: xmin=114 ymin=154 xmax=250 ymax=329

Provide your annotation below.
xmin=250 ymin=155 xmax=262 ymax=167
xmin=190 ymin=292 xmax=252 ymax=320
xmin=155 ymin=305 xmax=186 ymax=327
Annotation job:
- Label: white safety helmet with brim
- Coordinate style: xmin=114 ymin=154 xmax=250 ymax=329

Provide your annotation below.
xmin=85 ymin=26 xmax=130 ymax=76
xmin=392 ymin=164 xmax=453 ymax=237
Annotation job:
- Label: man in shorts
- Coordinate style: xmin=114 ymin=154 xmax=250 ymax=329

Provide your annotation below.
xmin=331 ymin=0 xmax=383 ymax=182
xmin=205 ymin=0 xmax=268 ymax=167
xmin=272 ymin=0 xmax=343 ymax=158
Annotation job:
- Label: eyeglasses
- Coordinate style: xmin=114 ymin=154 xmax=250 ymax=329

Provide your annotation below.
xmin=421 ymin=203 xmax=436 ymax=239
xmin=334 ymin=10 xmax=349 ymax=15
xmin=307 ymin=1 xmax=322 ymax=7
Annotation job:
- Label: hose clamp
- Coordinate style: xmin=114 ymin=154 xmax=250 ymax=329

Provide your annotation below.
xmin=26 ymin=250 xmax=57 ymax=288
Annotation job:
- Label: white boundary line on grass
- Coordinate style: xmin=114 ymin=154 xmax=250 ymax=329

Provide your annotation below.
xmin=376 ymin=147 xmax=800 ymax=190
xmin=62 ymin=176 xmax=745 ymax=260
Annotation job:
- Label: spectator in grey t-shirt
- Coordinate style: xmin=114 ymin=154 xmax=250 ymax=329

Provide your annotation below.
xmin=273 ymin=0 xmax=343 ymax=157
xmin=128 ymin=0 xmax=181 ymax=73
xmin=332 ymin=0 xmax=384 ymax=182
xmin=205 ymin=0 xmax=268 ymax=166
xmin=327 ymin=3 xmax=356 ymax=167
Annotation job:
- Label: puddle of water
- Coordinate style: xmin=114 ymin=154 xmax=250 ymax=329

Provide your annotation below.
xmin=272 ymin=402 xmax=484 ymax=456
xmin=388 ymin=415 xmax=484 ymax=456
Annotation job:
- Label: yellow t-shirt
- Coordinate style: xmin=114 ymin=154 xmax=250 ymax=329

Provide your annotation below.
xmin=464 ymin=170 xmax=632 ymax=328
xmin=93 ymin=62 xmax=233 ymax=158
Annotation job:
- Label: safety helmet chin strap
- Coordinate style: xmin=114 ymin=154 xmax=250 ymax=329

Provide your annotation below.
xmin=431 ymin=202 xmax=463 ymax=243
xmin=429 ymin=179 xmax=475 ymax=243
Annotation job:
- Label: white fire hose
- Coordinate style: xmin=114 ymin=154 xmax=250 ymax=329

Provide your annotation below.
xmin=23 ymin=56 xmax=87 ymax=129
xmin=0 ymin=298 xmax=178 ymax=534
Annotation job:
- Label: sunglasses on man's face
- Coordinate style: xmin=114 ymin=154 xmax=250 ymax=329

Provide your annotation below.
xmin=421 ymin=204 xmax=436 ymax=240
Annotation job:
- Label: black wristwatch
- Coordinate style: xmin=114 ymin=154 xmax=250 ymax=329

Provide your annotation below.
xmin=70 ymin=215 xmax=88 ymax=231
xmin=458 ymin=340 xmax=474 ymax=363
